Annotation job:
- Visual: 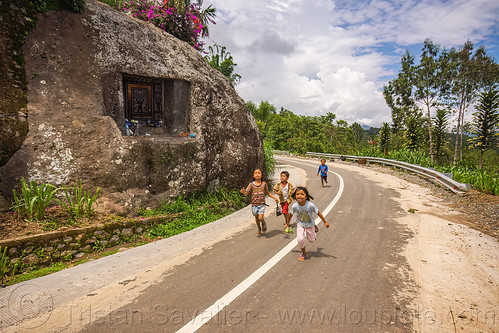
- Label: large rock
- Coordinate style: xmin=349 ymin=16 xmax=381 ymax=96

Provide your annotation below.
xmin=0 ymin=0 xmax=264 ymax=214
xmin=0 ymin=0 xmax=32 ymax=168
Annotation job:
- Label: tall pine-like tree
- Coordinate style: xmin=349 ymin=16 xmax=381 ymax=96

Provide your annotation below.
xmin=378 ymin=123 xmax=391 ymax=155
xmin=432 ymin=108 xmax=449 ymax=166
xmin=469 ymin=90 xmax=499 ymax=169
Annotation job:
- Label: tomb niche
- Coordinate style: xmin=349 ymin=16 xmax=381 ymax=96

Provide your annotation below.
xmin=122 ymin=74 xmax=190 ymax=137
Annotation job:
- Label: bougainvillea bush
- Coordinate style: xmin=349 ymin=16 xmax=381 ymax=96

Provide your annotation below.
xmin=121 ymin=0 xmax=215 ymax=51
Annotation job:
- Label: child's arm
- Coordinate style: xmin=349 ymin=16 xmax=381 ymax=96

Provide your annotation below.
xmin=240 ymin=184 xmax=250 ymax=196
xmin=266 ymin=188 xmax=279 ymax=203
xmin=317 ymin=211 xmax=330 ymax=228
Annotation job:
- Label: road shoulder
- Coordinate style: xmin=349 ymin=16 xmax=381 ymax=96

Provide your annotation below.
xmin=330 ymin=161 xmax=498 ymax=333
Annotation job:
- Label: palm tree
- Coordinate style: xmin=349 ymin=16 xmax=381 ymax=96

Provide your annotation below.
xmin=195 ymin=0 xmax=216 ymax=37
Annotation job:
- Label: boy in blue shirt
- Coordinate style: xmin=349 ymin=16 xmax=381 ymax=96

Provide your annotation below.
xmin=317 ymin=158 xmax=328 ymax=188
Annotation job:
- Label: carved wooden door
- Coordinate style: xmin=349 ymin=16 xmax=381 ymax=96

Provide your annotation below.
xmin=127 ymin=83 xmax=152 ymax=120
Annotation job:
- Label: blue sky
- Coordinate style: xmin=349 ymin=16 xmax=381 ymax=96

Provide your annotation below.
xmin=203 ymin=0 xmax=499 ymax=127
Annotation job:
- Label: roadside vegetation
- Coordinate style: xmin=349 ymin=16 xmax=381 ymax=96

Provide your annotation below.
xmin=139 ymin=188 xmax=246 ymax=239
xmin=250 ymin=40 xmax=498 ymax=195
xmin=1 ymin=181 xmax=247 ymax=286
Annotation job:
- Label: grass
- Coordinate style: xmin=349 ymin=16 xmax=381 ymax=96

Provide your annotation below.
xmin=7 ymin=262 xmax=68 ymax=285
xmin=142 ymin=188 xmax=246 ymax=238
xmin=1 ymin=187 xmax=246 ymax=287
xmin=5 ymin=247 xmax=125 ymax=286
xmin=358 ymin=148 xmax=499 ymax=195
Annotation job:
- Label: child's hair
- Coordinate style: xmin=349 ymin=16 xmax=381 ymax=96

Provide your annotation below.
xmin=281 ymin=171 xmax=289 ymax=178
xmin=292 ymin=186 xmax=314 ymax=201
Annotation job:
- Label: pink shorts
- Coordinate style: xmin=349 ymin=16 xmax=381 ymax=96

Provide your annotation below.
xmin=297 ymin=223 xmax=317 ymax=249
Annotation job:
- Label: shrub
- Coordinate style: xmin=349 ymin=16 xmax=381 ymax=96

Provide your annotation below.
xmin=11 ymin=178 xmax=59 ymax=220
xmin=58 ymin=180 xmax=100 ymax=219
xmin=64 ymin=0 xmax=86 ymax=12
xmin=121 ymin=0 xmax=214 ymax=51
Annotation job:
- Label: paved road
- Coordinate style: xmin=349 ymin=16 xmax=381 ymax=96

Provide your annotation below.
xmin=80 ymin=156 xmax=413 ymax=333
xmin=1 ymin=157 xmax=414 ymax=332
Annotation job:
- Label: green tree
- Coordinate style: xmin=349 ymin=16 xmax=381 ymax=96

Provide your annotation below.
xmin=404 ymin=116 xmax=423 ymax=151
xmin=469 ymin=90 xmax=499 ymax=169
xmin=432 ymin=108 xmax=449 ymax=165
xmin=474 ymin=46 xmax=499 ymax=92
xmin=204 ymin=44 xmax=241 ymax=86
xmin=447 ymin=41 xmax=476 ymax=165
xmin=319 ymin=112 xmax=336 ymax=125
xmin=383 ymin=51 xmax=417 ymax=133
xmin=246 ymin=101 xmax=257 ymax=114
xmin=447 ymin=41 xmax=497 ymax=165
xmin=350 ymin=122 xmax=364 ymax=149
xmin=245 ymin=101 xmax=264 ymax=133
xmin=266 ymin=113 xmax=294 ymax=150
xmin=378 ymin=122 xmax=391 ymax=155
xmin=252 ymin=101 xmax=276 ymax=123
xmin=413 ymin=39 xmax=449 ymax=162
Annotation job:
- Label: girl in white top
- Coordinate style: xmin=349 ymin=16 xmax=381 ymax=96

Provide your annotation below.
xmin=286 ymin=187 xmax=329 ymax=261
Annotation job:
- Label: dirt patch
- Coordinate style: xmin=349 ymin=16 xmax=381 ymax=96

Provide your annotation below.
xmin=363 ymin=163 xmax=499 ymax=239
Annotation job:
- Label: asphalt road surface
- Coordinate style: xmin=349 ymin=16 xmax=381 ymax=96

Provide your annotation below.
xmin=78 ymin=156 xmax=414 ymax=333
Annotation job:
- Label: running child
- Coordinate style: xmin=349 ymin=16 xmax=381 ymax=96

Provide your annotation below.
xmin=240 ymin=168 xmax=279 ymax=237
xmin=273 ymin=171 xmax=295 ymax=227
xmin=286 ymin=187 xmax=330 ymax=260
xmin=317 ymin=158 xmax=328 ymax=188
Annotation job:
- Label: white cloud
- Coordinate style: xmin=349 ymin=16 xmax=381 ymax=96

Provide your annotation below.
xmin=204 ymin=0 xmax=499 ymax=127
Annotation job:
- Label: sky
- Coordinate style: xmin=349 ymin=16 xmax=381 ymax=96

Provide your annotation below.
xmin=203 ymin=0 xmax=499 ymax=128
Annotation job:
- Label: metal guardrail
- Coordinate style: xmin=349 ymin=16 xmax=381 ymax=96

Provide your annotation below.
xmin=271 ymin=150 xmax=290 ymax=155
xmin=274 ymin=150 xmax=469 ymax=194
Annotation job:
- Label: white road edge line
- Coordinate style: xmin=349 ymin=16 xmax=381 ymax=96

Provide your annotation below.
xmin=176 ymin=158 xmax=344 ymax=333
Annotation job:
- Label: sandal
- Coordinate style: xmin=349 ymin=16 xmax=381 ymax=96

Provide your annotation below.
xmin=314 ymin=225 xmax=319 ymax=233
xmin=298 ymin=254 xmax=307 ymax=261
xmin=262 ymin=220 xmax=267 ymax=232
xmin=256 ymin=232 xmax=262 ymax=237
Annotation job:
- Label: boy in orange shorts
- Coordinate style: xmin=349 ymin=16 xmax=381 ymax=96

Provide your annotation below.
xmin=273 ymin=171 xmax=295 ymax=229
